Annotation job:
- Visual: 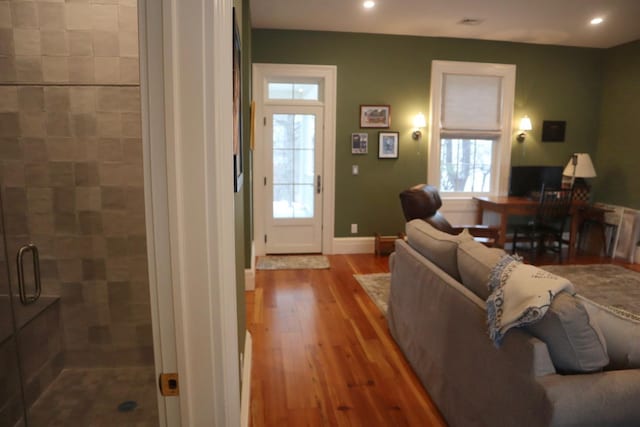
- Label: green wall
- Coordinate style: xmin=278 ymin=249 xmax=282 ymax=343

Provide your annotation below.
xmin=592 ymin=40 xmax=640 ymax=209
xmin=252 ymin=30 xmax=604 ymax=236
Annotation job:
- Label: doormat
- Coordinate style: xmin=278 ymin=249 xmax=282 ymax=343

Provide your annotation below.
xmin=256 ymin=255 xmax=330 ymax=270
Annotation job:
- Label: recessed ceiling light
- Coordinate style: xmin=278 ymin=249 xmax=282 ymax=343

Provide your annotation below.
xmin=363 ymin=1 xmax=375 ymax=9
xmin=590 ymin=17 xmax=604 ymax=25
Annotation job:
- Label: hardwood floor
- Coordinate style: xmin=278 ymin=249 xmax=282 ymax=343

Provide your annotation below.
xmin=247 ymin=252 xmax=640 ymax=426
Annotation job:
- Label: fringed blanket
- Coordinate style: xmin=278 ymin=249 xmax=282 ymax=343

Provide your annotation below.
xmin=487 ymin=255 xmax=574 ymax=346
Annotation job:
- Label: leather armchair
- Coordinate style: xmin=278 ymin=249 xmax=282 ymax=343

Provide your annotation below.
xmin=399 ymin=184 xmax=499 ymax=246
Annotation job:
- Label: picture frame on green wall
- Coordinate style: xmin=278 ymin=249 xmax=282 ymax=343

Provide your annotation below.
xmin=351 ymin=133 xmax=368 ymax=154
xmin=360 ymin=105 xmax=390 ymax=128
xmin=378 ymin=131 xmax=399 ymax=159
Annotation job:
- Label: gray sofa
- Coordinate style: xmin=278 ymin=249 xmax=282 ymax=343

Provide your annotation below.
xmin=387 ymin=219 xmax=640 ymax=427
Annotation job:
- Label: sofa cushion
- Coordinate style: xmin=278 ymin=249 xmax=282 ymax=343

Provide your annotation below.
xmin=457 ymin=239 xmax=506 ymax=299
xmin=406 ymin=219 xmax=473 ymax=281
xmin=525 ymin=292 xmax=609 ymax=373
xmin=578 ymin=295 xmax=640 ymax=370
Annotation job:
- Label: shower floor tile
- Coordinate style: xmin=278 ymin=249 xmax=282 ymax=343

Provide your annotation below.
xmin=28 ymin=367 xmax=159 ymax=427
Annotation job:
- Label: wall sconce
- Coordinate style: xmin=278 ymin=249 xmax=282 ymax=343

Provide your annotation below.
xmin=412 ymin=112 xmax=426 ymax=140
xmin=517 ymin=115 xmax=532 ymax=142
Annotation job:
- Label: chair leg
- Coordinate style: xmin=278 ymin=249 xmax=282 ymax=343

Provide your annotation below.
xmin=512 ymin=228 xmax=518 ymax=254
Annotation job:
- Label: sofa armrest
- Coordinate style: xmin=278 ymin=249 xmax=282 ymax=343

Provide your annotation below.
xmin=540 ymin=369 xmax=640 ymax=427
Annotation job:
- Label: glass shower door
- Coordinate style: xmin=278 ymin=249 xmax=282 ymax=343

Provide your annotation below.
xmin=0 ymin=191 xmax=27 ymax=427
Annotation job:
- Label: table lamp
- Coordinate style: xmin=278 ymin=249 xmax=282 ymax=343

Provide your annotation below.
xmin=563 ymin=153 xmax=596 ymax=201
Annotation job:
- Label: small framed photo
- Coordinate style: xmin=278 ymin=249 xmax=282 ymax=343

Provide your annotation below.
xmin=360 ymin=105 xmax=390 ymax=128
xmin=351 ymin=133 xmax=368 ymax=154
xmin=378 ymin=131 xmax=399 ymax=159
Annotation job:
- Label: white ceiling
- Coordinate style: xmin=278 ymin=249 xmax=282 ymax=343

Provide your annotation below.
xmin=250 ymin=0 xmax=640 ymax=48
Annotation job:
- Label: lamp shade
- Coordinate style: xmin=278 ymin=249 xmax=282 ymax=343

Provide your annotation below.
xmin=519 ymin=116 xmax=532 ymax=131
xmin=563 ymin=153 xmax=597 ymax=178
xmin=413 ymin=112 xmax=426 ymax=128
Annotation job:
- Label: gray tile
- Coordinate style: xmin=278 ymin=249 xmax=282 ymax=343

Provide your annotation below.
xmin=11 ymin=2 xmax=38 ymax=29
xmin=91 ymin=4 xmax=118 ymax=31
xmin=119 ymin=57 xmax=138 ymax=84
xmin=45 ymin=112 xmax=71 ymax=136
xmin=23 ymin=137 xmax=48 ymax=162
xmin=68 ymin=56 xmax=94 ymax=83
xmin=40 ymin=31 xmax=69 ymax=57
xmin=74 ymin=162 xmax=99 ymax=186
xmin=1 ymin=161 xmax=25 ymax=187
xmin=0 ymin=112 xmax=20 ymax=136
xmin=0 ymin=28 xmax=15 ymax=56
xmin=96 ymin=112 xmax=121 ymax=137
xmin=118 ymin=30 xmax=138 ymax=58
xmin=42 ymin=56 xmax=68 ymax=82
xmin=27 ymin=187 xmax=54 ymax=213
xmin=69 ymin=87 xmax=95 ymax=112
xmin=97 ymin=137 xmax=122 ymax=161
xmin=82 ymin=258 xmax=106 ymax=280
xmin=0 ymin=87 xmax=18 ymax=112
xmin=48 ymin=161 xmax=75 ymax=186
xmin=121 ymin=112 xmax=140 ymax=137
xmin=71 ymin=113 xmax=97 ymax=137
xmin=54 ymin=212 xmax=77 ymax=234
xmin=24 ymin=162 xmax=50 ymax=187
xmin=15 ymin=55 xmax=43 ymax=82
xmin=78 ymin=211 xmax=102 ymax=234
xmin=0 ymin=56 xmax=17 ymax=82
xmin=0 ymin=137 xmax=22 ymax=159
xmin=75 ymin=186 xmax=101 ymax=211
xmin=94 ymin=56 xmax=119 ymax=83
xmin=57 ymin=259 xmax=82 ymax=281
xmin=0 ymin=2 xmax=11 ymax=29
xmin=92 ymin=30 xmax=119 ymax=56
xmin=19 ymin=112 xmax=46 ymax=137
xmin=13 ymin=28 xmax=41 ymax=55
xmin=44 ymin=86 xmax=70 ymax=111
xmin=65 ymin=3 xmax=92 ymax=31
xmin=18 ymin=86 xmax=44 ymax=111
xmin=3 ymin=187 xmax=27 ymax=213
xmin=68 ymin=30 xmax=93 ymax=56
xmin=96 ymin=86 xmax=121 ymax=112
xmin=46 ymin=137 xmax=75 ymax=162
xmin=53 ymin=188 xmax=75 ymax=212
xmin=37 ymin=2 xmax=65 ymax=30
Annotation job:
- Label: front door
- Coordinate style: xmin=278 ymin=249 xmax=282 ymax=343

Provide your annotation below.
xmin=264 ymin=106 xmax=324 ymax=253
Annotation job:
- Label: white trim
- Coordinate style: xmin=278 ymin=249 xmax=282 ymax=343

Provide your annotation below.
xmin=253 ymin=63 xmax=337 ymax=255
xmin=240 ymin=331 xmax=253 ymax=427
xmin=428 ymin=60 xmax=516 ymax=197
xmin=142 ymin=0 xmax=240 ymax=425
xmin=332 ymin=237 xmax=376 ymax=254
xmin=138 ymin=1 xmax=177 ymax=424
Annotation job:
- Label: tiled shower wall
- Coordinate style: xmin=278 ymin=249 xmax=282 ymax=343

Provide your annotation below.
xmin=0 ymin=0 xmax=153 ymax=367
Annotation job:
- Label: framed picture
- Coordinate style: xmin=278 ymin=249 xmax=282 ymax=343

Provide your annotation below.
xmin=232 ymin=8 xmax=243 ymax=192
xmin=542 ymin=120 xmax=566 ymax=142
xmin=351 ymin=133 xmax=368 ymax=154
xmin=360 ymin=105 xmax=390 ymax=128
xmin=378 ymin=131 xmax=399 ymax=159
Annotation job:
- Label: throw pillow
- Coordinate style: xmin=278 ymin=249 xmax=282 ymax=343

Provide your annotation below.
xmin=525 ymin=292 xmax=609 ymax=373
xmin=405 ymin=219 xmax=473 ymax=281
xmin=578 ymin=295 xmax=640 ymax=370
xmin=457 ymin=239 xmax=506 ymax=299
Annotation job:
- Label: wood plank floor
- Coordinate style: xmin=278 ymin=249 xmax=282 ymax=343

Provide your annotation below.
xmin=247 ymin=252 xmax=640 ymax=426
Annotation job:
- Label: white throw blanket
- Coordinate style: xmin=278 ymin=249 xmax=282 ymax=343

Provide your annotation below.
xmin=487 ymin=255 xmax=574 ymax=346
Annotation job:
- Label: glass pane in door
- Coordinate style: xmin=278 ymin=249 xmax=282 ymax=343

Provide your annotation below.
xmin=272 ymin=114 xmax=315 ymax=219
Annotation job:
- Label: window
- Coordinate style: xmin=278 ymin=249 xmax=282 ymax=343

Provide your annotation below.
xmin=429 ymin=61 xmax=516 ymax=196
xmin=267 ymin=81 xmax=320 ymax=101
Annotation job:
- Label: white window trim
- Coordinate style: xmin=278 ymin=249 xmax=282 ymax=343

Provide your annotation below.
xmin=428 ymin=60 xmax=516 ymax=197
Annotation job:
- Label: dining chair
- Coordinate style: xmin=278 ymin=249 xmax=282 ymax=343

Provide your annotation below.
xmin=511 ymin=185 xmax=574 ymax=263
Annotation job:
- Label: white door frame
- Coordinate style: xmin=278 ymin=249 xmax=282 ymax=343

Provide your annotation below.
xmin=252 ymin=63 xmax=337 ymax=255
xmin=139 ymin=0 xmax=240 ymax=426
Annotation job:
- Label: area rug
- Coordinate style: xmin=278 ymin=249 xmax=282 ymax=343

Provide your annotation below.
xmin=354 ymin=273 xmax=391 ymax=314
xmin=256 ymin=255 xmax=330 ymax=270
xmin=354 ymin=264 xmax=640 ymax=316
xmin=540 ymin=264 xmax=640 ymax=315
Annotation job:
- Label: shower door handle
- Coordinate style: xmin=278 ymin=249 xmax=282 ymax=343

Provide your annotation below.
xmin=16 ymin=243 xmax=42 ymax=305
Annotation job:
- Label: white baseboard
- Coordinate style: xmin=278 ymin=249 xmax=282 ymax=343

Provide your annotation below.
xmin=332 ymin=237 xmax=375 ymax=254
xmin=245 ymin=241 xmax=255 ymax=291
xmin=240 ymin=331 xmax=252 ymax=427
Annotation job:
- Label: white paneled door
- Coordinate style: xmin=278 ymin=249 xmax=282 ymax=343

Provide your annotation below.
xmin=264 ymin=106 xmax=323 ymax=253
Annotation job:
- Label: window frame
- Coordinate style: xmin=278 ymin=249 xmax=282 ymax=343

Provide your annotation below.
xmin=428 ymin=60 xmax=516 ymax=197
